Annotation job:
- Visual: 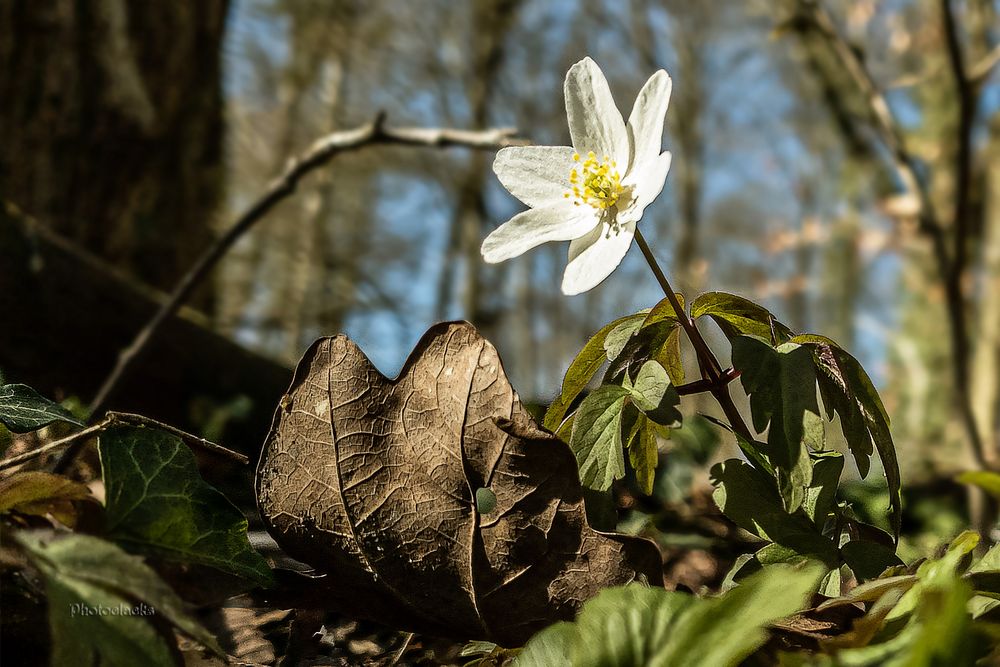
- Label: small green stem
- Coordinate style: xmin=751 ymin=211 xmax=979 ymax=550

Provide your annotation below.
xmin=633 ymin=229 xmax=755 ymax=444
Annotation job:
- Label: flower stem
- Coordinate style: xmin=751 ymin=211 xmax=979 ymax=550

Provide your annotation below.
xmin=633 ymin=229 xmax=755 ymax=444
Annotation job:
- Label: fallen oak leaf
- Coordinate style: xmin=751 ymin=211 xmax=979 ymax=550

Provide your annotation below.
xmin=256 ymin=321 xmax=662 ymax=646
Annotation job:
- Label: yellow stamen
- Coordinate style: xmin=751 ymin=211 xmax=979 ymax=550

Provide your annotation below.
xmin=565 ymin=151 xmax=624 ymax=211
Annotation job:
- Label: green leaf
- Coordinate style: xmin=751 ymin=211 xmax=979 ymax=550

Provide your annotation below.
xmin=792 ymin=335 xmax=901 ymax=540
xmin=690 ymin=292 xmax=793 ymax=344
xmin=732 ymin=336 xmax=819 ymax=512
xmin=629 ymin=361 xmax=682 ymax=427
xmin=802 ymin=450 xmax=843 ymax=526
xmin=711 ymin=459 xmax=838 ymax=565
xmin=630 ymin=361 xmax=670 ymax=412
xmin=18 ymin=532 xmax=223 ymax=664
xmin=639 ymin=294 xmax=685 ymax=329
xmin=627 ymin=415 xmax=658 ymax=496
xmin=514 ymin=621 xmax=575 ymax=667
xmin=841 ymin=540 xmax=903 ymax=582
xmin=817 ymin=574 xmax=918 ymax=611
xmin=544 ymin=313 xmax=646 ymax=432
xmin=569 ymin=386 xmax=630 ymax=491
xmin=0 ymin=471 xmax=94 ymax=527
xmin=99 ymin=425 xmax=272 ymax=586
xmin=605 ymin=317 xmax=646 ymax=360
xmin=655 ymin=325 xmax=685 ymax=385
xmin=956 ymin=471 xmax=1000 ymax=500
xmin=475 ymin=487 xmax=497 ymax=515
xmin=604 ymin=320 xmax=680 ymax=387
xmin=517 ymin=564 xmax=821 ymax=667
xmin=824 ymin=534 xmax=978 ymax=665
xmin=0 ymin=383 xmax=84 ymax=433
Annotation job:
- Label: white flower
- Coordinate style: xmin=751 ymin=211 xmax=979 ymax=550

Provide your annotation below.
xmin=481 ymin=57 xmax=673 ymax=295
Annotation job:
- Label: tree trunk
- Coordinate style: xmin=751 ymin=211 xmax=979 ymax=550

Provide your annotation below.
xmin=0 ymin=0 xmax=229 ymax=304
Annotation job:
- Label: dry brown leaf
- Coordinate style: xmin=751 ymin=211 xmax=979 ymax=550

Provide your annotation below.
xmin=256 ymin=321 xmax=662 ymax=646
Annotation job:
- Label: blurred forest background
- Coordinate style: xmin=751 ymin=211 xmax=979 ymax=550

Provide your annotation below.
xmin=1 ymin=0 xmax=998 ymax=504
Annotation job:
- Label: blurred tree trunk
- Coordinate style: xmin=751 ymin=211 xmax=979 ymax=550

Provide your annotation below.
xmin=970 ymin=129 xmax=1000 ymax=465
xmin=0 ymin=0 xmax=229 ymax=307
xmin=437 ymin=0 xmax=522 ymax=331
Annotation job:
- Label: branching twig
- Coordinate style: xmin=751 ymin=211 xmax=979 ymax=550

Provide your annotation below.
xmin=1 ymin=411 xmax=247 ymax=472
xmin=54 ymin=116 xmax=525 ymax=473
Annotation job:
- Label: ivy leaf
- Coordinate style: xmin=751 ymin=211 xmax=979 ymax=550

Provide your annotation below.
xmin=792 ymin=335 xmax=901 ymax=540
xmin=18 ymin=532 xmax=223 ymax=664
xmin=732 ymin=336 xmax=819 ymax=512
xmin=0 ymin=471 xmax=95 ymax=527
xmin=569 ymin=385 xmax=630 ymax=491
xmin=516 ymin=564 xmax=822 ymax=666
xmin=690 ymin=292 xmax=793 ymax=344
xmin=544 ymin=313 xmax=646 ymax=432
xmin=0 ymin=383 xmax=84 ymax=433
xmin=100 ymin=425 xmax=272 ymax=586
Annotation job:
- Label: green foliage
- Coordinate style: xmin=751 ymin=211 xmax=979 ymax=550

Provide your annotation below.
xmin=544 ymin=313 xmax=648 ymax=432
xmin=690 ymin=291 xmax=793 ymax=344
xmin=516 ymin=564 xmax=823 ymax=666
xmin=18 ymin=532 xmax=223 ymax=666
xmin=569 ymin=385 xmax=630 ymax=491
xmin=0 ymin=382 xmax=84 ymax=433
xmin=554 ymin=301 xmax=684 ymax=495
xmin=711 ymin=459 xmax=838 ymax=566
xmin=956 ymin=471 xmax=1000 ymax=500
xmin=100 ymin=425 xmax=272 ymax=586
xmin=792 ymin=335 xmax=901 ymax=537
xmin=732 ymin=336 xmax=819 ymax=512
xmin=0 ymin=471 xmax=93 ymax=527
xmin=809 ymin=532 xmax=1000 ymax=665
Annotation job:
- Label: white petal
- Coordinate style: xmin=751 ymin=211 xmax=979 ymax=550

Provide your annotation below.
xmin=493 ymin=145 xmax=575 ymax=208
xmin=561 ymin=220 xmax=636 ymax=295
xmin=482 ymin=204 xmax=598 ymax=264
xmin=627 ymin=70 xmax=672 ymax=172
xmin=564 ymin=57 xmax=629 ymax=166
xmin=627 ymin=151 xmax=672 ymax=221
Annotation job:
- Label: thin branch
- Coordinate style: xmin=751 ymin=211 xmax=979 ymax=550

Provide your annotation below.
xmin=54 ymin=116 xmax=525 ymax=473
xmin=634 ymin=230 xmax=755 ymax=445
xmin=1 ymin=411 xmax=247 ymax=472
xmin=940 ymin=0 xmax=987 ymax=468
xmin=795 ymin=1 xmax=948 ymax=264
xmin=388 ymin=633 xmax=415 ymax=666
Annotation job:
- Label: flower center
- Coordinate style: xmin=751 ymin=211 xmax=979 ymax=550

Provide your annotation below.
xmin=566 ymin=151 xmax=624 ymax=211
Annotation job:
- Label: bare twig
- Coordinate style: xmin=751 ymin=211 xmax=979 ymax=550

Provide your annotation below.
xmin=1 ymin=411 xmax=247 ymax=472
xmin=634 ymin=230 xmax=756 ymax=445
xmin=793 ymin=0 xmax=989 ymax=470
xmin=388 ymin=633 xmax=415 ymax=666
xmin=53 ymin=116 xmax=525 ymax=473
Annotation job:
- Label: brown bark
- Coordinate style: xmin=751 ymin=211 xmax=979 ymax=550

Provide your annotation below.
xmin=0 ymin=0 xmax=229 ymax=301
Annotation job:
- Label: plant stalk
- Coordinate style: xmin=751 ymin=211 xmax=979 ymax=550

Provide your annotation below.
xmin=634 ymin=229 xmax=755 ymax=444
